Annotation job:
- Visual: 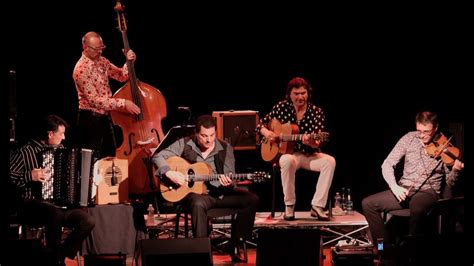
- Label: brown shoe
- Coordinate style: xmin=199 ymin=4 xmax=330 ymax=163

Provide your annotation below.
xmin=310 ymin=206 xmax=329 ymax=221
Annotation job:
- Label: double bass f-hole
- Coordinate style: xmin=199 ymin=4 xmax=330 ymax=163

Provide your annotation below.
xmin=111 ymin=0 xmax=167 ymax=194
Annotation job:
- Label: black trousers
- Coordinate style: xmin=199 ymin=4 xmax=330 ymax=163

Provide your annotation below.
xmin=75 ymin=110 xmax=116 ymax=158
xmin=185 ymin=188 xmax=259 ymax=243
xmin=21 ymin=199 xmax=95 ymax=259
xmin=361 ymin=189 xmax=439 ymax=243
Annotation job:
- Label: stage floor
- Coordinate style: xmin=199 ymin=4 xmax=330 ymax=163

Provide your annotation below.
xmin=253 ymin=211 xmax=368 ymax=227
xmin=252 ymin=211 xmax=370 ymax=246
xmin=148 ymin=210 xmax=370 ymax=246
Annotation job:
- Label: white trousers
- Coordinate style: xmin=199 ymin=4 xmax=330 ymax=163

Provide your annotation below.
xmin=279 ymin=152 xmax=336 ymax=208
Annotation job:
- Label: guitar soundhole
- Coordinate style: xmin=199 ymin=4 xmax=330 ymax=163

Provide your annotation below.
xmin=187 ymin=169 xmax=195 ymax=188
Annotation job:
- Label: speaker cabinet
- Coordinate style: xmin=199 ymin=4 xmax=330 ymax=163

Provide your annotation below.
xmin=257 ymin=228 xmax=322 ymax=266
xmin=139 ymin=237 xmax=213 ymax=266
xmin=95 ymin=157 xmax=128 ymax=205
xmin=212 ymin=110 xmax=259 ymax=150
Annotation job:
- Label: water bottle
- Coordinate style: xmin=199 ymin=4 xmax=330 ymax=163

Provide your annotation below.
xmin=341 ymin=187 xmax=347 ymax=211
xmin=345 ymin=188 xmax=353 ymax=215
xmin=334 ymin=192 xmax=342 ymax=210
xmin=146 ymin=204 xmax=155 ymax=225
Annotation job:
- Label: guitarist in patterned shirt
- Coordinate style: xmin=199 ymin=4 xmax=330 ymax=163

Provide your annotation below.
xmin=257 ymin=77 xmax=336 ymax=221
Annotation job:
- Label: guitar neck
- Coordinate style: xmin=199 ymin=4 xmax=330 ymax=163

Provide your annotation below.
xmin=189 ymin=174 xmax=251 ymax=182
xmin=279 ymin=132 xmax=328 ymax=142
xmin=280 ymin=134 xmax=305 ymax=142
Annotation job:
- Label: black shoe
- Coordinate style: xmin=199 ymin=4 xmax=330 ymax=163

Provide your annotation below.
xmin=310 ymin=205 xmax=329 ymax=221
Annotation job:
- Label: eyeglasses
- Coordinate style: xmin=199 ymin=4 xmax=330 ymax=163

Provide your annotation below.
xmin=417 ymin=129 xmax=433 ymax=136
xmin=87 ymin=45 xmax=106 ymax=51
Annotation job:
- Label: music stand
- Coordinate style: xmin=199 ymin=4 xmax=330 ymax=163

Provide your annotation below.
xmin=153 ymin=125 xmax=196 ymax=155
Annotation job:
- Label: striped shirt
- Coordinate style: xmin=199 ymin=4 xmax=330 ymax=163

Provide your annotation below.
xmin=10 ymin=139 xmax=63 ymax=200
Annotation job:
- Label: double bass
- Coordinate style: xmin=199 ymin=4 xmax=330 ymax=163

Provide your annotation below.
xmin=111 ymin=0 xmax=167 ymax=194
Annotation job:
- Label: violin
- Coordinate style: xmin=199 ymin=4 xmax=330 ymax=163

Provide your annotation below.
xmin=425 ymin=132 xmax=462 ymax=166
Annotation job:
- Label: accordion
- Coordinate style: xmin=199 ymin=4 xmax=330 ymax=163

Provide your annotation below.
xmin=40 ymin=147 xmax=96 ymax=208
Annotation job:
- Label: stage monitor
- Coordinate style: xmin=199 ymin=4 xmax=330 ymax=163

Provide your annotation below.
xmin=139 ymin=238 xmax=212 ymax=266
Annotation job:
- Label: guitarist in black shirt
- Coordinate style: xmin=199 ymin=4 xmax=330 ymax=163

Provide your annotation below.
xmin=257 ymin=77 xmax=336 ymax=221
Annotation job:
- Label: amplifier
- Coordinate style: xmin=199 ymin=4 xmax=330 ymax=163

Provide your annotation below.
xmin=212 ymin=110 xmax=259 ymax=150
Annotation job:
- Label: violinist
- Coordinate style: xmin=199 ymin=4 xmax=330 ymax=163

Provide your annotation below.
xmin=362 ymin=111 xmax=464 ymax=253
xmin=73 ymin=31 xmax=141 ymax=157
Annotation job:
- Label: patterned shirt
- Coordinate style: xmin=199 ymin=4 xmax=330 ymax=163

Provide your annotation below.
xmin=259 ymin=100 xmax=325 ymax=154
xmin=73 ymin=53 xmax=128 ymax=115
xmin=382 ymin=131 xmax=460 ymax=194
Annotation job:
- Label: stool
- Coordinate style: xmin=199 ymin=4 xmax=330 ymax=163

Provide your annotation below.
xmin=270 ymin=162 xmax=280 ymax=218
xmin=174 ymin=204 xmax=191 ymax=238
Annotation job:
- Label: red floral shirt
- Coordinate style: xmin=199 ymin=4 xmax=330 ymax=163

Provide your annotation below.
xmin=73 ymin=53 xmax=129 ymax=114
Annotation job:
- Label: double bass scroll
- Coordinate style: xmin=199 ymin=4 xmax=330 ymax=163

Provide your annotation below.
xmin=111 ymin=0 xmax=167 ymax=195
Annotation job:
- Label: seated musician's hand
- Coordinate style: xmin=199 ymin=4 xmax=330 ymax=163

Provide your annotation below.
xmin=32 ymin=167 xmax=51 ymax=183
xmin=453 ymin=159 xmax=464 ymax=171
xmin=302 ymin=134 xmax=320 ymax=148
xmin=218 ymin=174 xmax=233 ymax=187
xmin=260 ymin=128 xmax=275 ymax=142
xmin=390 ymin=185 xmax=409 ymax=202
xmin=166 ymin=170 xmax=186 ymax=186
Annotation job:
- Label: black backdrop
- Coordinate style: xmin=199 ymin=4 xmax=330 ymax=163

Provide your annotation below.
xmin=4 ymin=1 xmax=467 ymax=211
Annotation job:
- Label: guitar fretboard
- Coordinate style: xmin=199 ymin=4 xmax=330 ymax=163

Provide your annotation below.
xmin=279 ymin=132 xmax=329 ymax=142
xmin=188 ymin=174 xmax=253 ymax=182
xmin=280 ymin=134 xmax=305 ymax=142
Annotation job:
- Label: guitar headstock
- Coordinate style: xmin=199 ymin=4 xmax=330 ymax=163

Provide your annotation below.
xmin=250 ymin=172 xmax=271 ymax=182
xmin=311 ymin=131 xmax=330 ymax=142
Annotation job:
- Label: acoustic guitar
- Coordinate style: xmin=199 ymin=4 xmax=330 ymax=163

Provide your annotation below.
xmin=160 ymin=156 xmax=270 ymax=202
xmin=260 ymin=119 xmax=330 ymax=162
